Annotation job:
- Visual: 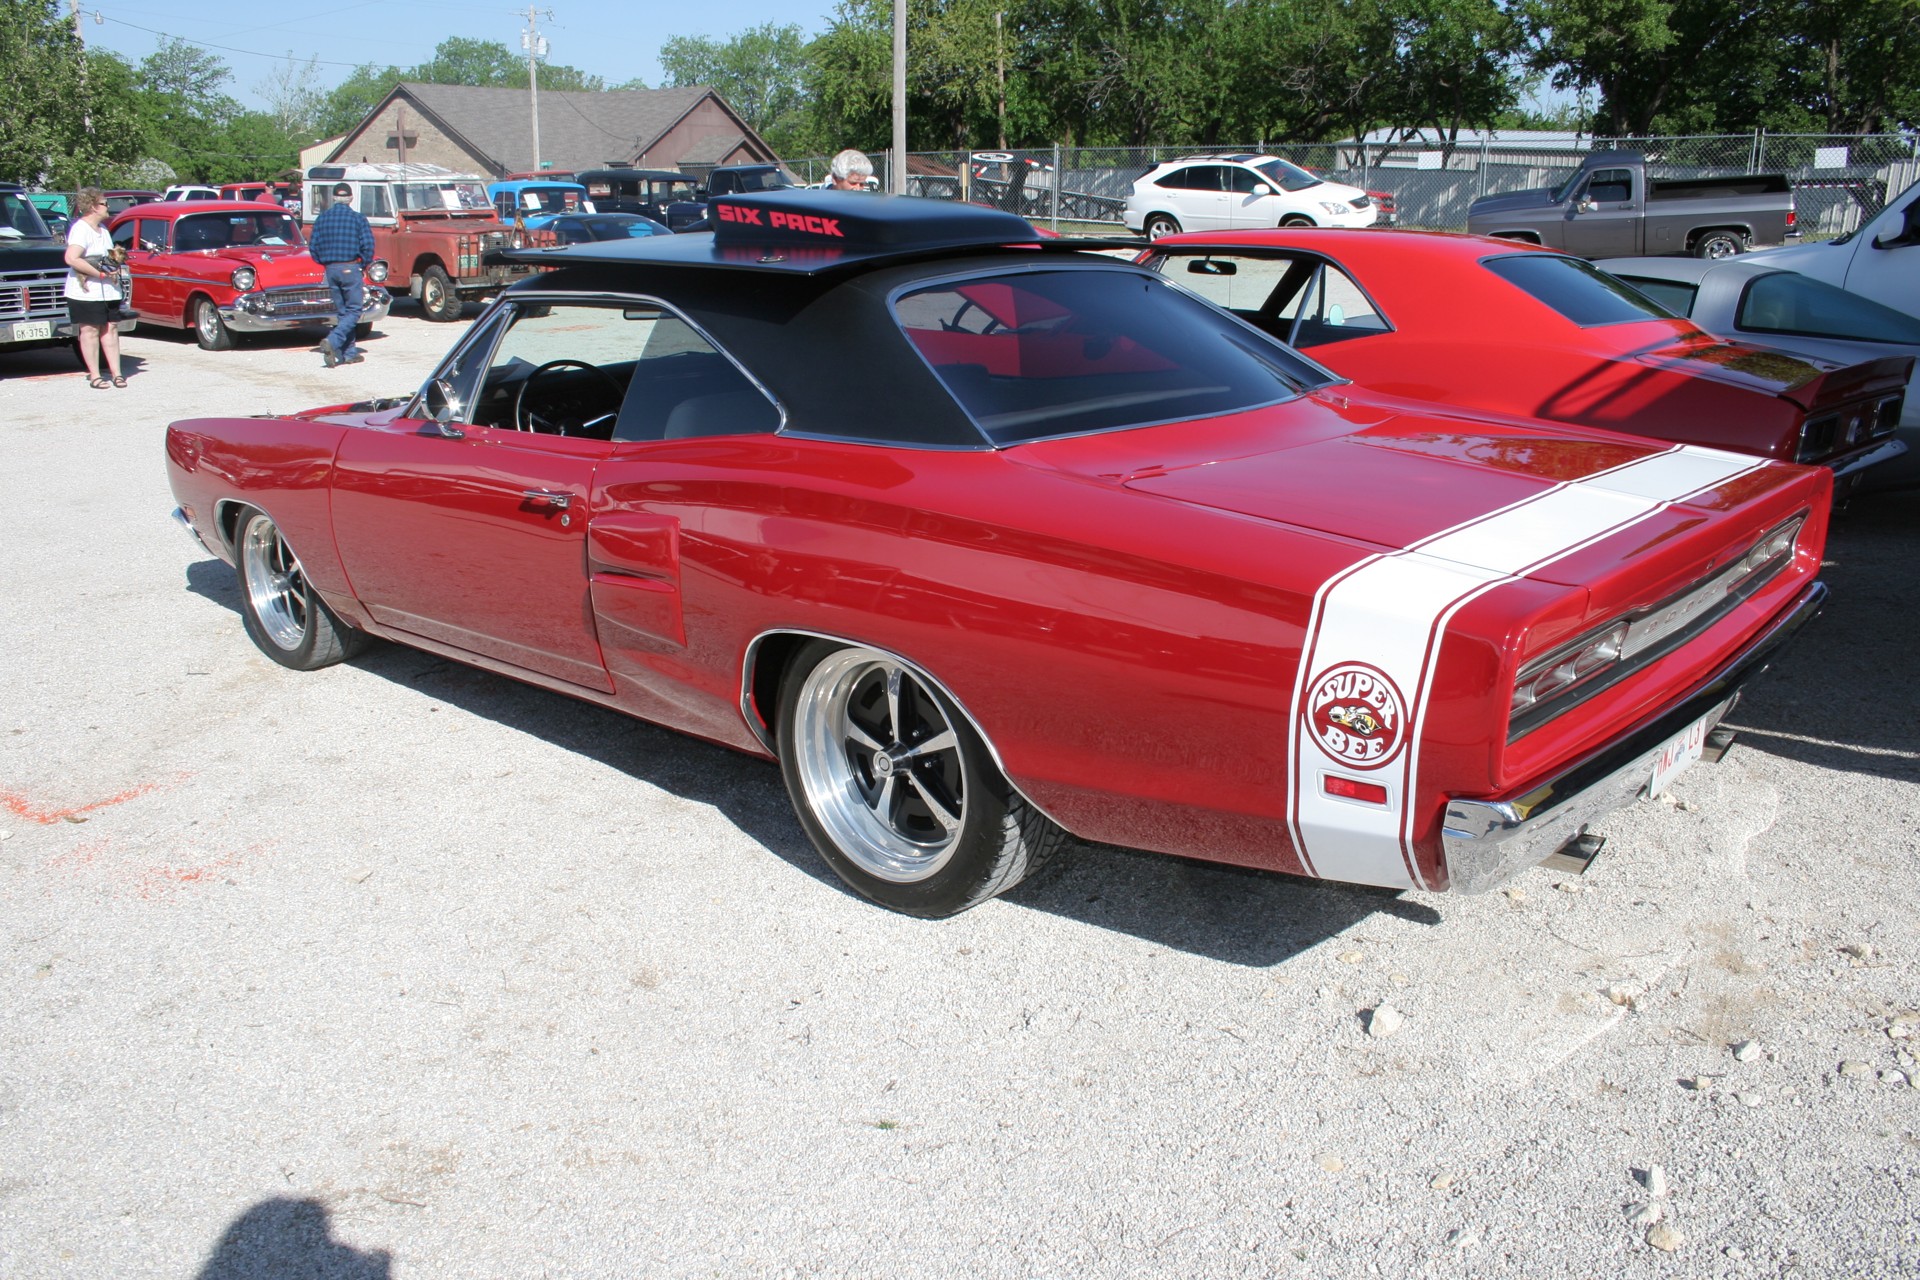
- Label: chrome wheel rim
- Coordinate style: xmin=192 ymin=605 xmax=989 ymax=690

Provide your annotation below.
xmin=1147 ymin=219 xmax=1174 ymax=241
xmin=1705 ymin=237 xmax=1738 ymax=259
xmin=793 ymin=649 xmax=967 ymax=882
xmin=197 ymin=302 xmax=219 ymax=343
xmin=241 ymin=515 xmax=309 ymax=651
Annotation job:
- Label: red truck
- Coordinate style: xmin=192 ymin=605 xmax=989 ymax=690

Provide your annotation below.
xmin=302 ymin=163 xmax=535 ymax=321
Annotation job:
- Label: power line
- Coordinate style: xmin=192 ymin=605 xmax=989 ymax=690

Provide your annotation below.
xmin=95 ymin=14 xmax=372 ymax=68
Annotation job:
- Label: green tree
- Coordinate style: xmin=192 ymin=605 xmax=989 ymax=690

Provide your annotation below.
xmin=660 ymin=23 xmax=813 ymax=151
xmin=1784 ymin=0 xmax=1920 ymax=133
xmin=0 ymin=0 xmax=143 ymax=184
xmin=314 ymin=63 xmax=407 ymax=140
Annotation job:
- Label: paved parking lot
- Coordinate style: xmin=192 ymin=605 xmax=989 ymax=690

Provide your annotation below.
xmin=2 ymin=312 xmax=1917 ymax=1278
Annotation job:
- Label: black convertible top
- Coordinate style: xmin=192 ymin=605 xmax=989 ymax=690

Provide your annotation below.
xmin=501 ymin=189 xmax=1126 ymax=276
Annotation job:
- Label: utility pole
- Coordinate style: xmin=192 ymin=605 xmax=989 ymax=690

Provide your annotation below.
xmin=995 ymin=11 xmax=1006 ymax=150
xmin=71 ymin=0 xmax=91 ymax=132
xmin=891 ymin=0 xmax=906 ymax=193
xmin=521 ymin=6 xmax=552 ymax=171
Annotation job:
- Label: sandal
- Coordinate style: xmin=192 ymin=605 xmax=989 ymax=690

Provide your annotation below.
xmin=88 ymin=377 xmax=111 ymax=389
xmin=111 ymin=375 xmax=127 ymax=388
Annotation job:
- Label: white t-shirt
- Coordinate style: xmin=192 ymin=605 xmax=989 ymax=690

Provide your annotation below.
xmin=64 ymin=220 xmax=122 ymax=302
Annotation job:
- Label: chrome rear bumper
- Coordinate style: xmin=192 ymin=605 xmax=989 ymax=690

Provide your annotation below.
xmin=1441 ymin=580 xmax=1827 ymax=893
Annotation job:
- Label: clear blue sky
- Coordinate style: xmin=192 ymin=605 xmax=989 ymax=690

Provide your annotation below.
xmin=81 ymin=0 xmax=824 ymax=111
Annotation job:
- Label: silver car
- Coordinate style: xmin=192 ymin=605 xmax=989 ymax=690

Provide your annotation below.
xmin=1605 ymin=255 xmax=1920 ymax=489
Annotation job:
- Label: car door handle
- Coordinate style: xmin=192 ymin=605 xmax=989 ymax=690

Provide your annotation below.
xmin=521 ymin=489 xmax=572 ymax=509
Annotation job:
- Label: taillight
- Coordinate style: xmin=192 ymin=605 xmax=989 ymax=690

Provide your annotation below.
xmin=1786 ymin=208 xmax=1797 ymax=229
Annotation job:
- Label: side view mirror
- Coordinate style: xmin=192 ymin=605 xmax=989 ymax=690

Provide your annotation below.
xmin=423 ymin=378 xmax=465 ymax=438
xmin=1250 ymin=184 xmax=1272 ymax=197
xmin=1577 ymin=199 xmax=1597 ymax=213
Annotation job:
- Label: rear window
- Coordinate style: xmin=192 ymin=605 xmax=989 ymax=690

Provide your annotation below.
xmin=1484 ymin=254 xmax=1676 ymax=326
xmin=1737 ymin=271 xmax=1920 ymax=344
xmin=1615 ymin=276 xmax=1698 ymax=316
xmin=893 ymin=267 xmax=1329 ymax=445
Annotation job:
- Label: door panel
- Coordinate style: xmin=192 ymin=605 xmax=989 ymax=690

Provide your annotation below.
xmin=331 ymin=424 xmax=616 ymax=691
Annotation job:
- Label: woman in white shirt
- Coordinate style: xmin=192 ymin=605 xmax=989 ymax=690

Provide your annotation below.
xmin=63 ymin=187 xmax=126 ymax=388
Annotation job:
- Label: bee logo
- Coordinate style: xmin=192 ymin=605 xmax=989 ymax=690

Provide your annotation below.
xmin=1304 ymin=662 xmax=1407 ymax=769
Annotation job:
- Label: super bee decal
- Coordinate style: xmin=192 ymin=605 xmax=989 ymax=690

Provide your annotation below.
xmin=1304 ymin=663 xmax=1406 ymax=768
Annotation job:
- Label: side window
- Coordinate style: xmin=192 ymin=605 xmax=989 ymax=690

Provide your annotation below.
xmin=1585 ymin=168 xmax=1632 ymax=203
xmin=358 ymin=185 xmax=392 ymax=219
xmin=1159 ymin=167 xmax=1200 ymax=191
xmin=440 ymin=300 xmax=775 ymax=441
xmin=111 ymin=220 xmax=136 ymax=249
xmin=1225 ymin=167 xmax=1265 ymax=195
xmin=137 ymin=218 xmax=169 ymax=251
xmin=1190 ymin=166 xmax=1228 ymax=192
xmin=1290 ymin=264 xmax=1392 ymax=348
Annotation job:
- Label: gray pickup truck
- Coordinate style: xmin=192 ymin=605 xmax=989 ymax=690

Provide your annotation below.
xmin=1467 ymin=151 xmax=1797 ymax=260
xmin=0 ymin=183 xmax=134 ymax=357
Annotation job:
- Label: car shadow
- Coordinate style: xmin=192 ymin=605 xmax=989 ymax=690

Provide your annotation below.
xmin=194 ymin=1197 xmax=391 ymax=1279
xmin=1720 ymin=490 xmax=1920 ymax=780
xmin=183 ymin=559 xmax=1439 ymax=964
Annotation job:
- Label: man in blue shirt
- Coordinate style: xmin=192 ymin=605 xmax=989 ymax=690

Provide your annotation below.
xmin=309 ymin=182 xmax=376 ymax=367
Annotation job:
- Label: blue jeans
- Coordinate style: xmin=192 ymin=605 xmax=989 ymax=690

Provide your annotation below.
xmin=322 ymin=262 xmax=365 ymax=357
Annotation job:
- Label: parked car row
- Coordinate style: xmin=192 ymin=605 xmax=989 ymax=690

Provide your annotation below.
xmin=164 ymin=189 xmax=1850 ymax=924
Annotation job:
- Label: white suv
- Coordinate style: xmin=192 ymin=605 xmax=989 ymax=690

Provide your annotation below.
xmin=1125 ymin=155 xmax=1378 ymax=239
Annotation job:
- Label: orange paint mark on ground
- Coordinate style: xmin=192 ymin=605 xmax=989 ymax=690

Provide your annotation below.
xmin=1 ymin=777 xmax=180 ymax=824
xmin=136 ymin=847 xmax=262 ymax=899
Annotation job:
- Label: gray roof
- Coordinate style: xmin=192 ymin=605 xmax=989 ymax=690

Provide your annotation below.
xmin=386 ymin=82 xmax=726 ymax=174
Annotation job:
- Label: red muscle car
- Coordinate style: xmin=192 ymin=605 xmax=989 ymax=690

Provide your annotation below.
xmin=1141 ymin=229 xmax=1908 ymax=488
xmin=165 ymin=192 xmax=1829 ymax=917
xmin=108 ymin=200 xmax=392 ymax=350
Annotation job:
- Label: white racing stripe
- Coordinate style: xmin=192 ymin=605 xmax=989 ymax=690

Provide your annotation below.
xmin=1285 ymin=446 xmax=1769 ymax=890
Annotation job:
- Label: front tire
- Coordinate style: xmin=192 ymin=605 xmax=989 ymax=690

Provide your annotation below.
xmin=192 ymin=296 xmax=234 ymax=351
xmin=776 ymin=640 xmax=1066 ymax=917
xmin=234 ymin=507 xmax=367 ymax=670
xmin=418 ymin=265 xmax=461 ymax=322
xmin=1143 ymin=213 xmax=1182 ymax=241
xmin=1694 ymin=229 xmax=1747 ymax=259
xmin=1279 ymin=214 xmax=1316 ymax=228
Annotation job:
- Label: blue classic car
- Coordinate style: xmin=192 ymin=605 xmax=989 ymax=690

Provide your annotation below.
xmin=487 ymin=179 xmax=592 ymax=229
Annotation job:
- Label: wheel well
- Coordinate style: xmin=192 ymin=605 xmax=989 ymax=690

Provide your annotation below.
xmin=1688 ymin=225 xmax=1751 ymax=248
xmin=184 ymin=290 xmax=214 ymax=325
xmin=742 ymin=631 xmax=810 ymax=751
xmin=213 ymin=498 xmax=253 ymax=553
xmin=1279 ymin=214 xmax=1317 ymax=227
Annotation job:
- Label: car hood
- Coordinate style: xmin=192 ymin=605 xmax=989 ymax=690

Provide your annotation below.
xmin=1468 ymin=187 xmax=1557 ymax=218
xmin=1009 ymin=394 xmax=1740 ymax=584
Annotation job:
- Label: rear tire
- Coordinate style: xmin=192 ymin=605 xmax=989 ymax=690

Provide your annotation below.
xmin=233 ymin=506 xmax=368 ymax=670
xmin=1143 ymin=213 xmax=1182 ymax=241
xmin=1693 ymin=229 xmax=1747 ymax=259
xmin=419 ymin=265 xmax=461 ymax=322
xmin=776 ymin=639 xmax=1066 ymax=917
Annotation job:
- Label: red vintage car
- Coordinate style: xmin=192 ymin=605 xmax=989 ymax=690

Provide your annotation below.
xmin=1141 ymin=229 xmax=1909 ymax=487
xmin=109 ymin=201 xmax=392 ymax=350
xmin=165 ymin=192 xmax=1828 ymax=916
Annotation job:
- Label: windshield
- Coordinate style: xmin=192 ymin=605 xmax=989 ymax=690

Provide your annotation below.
xmin=170 ymin=210 xmax=305 ymax=251
xmin=732 ymin=169 xmax=796 ymax=193
xmin=894 ymin=267 xmax=1330 ymax=445
xmin=0 ymin=192 xmax=52 ymax=238
xmin=514 ymin=186 xmax=583 ymax=211
xmin=396 ymin=181 xmax=491 ymax=211
xmin=1255 ymin=158 xmax=1322 ymax=193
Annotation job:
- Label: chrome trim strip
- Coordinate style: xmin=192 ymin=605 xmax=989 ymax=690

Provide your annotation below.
xmin=1831 ymin=437 xmax=1907 ymax=481
xmin=1442 ymin=579 xmax=1826 ymax=894
xmin=736 ymin=627 xmax=1073 ymax=834
xmin=170 ymin=506 xmax=213 ymax=554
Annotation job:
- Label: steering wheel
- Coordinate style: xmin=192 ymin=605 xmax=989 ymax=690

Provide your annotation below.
xmin=512 ymin=359 xmax=624 ymax=434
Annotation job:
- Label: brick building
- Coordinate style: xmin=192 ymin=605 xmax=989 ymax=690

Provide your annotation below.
xmin=323 ymin=82 xmax=779 ymax=179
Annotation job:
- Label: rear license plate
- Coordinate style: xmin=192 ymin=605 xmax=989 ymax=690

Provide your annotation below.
xmin=1649 ymin=714 xmax=1711 ymax=796
xmin=10 ymin=321 xmax=52 ymax=342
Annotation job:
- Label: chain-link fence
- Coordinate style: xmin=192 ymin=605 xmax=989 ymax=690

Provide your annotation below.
xmin=793 ymin=132 xmax=1920 ymax=240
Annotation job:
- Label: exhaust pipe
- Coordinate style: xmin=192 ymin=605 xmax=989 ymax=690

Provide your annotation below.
xmin=1539 ymin=830 xmax=1605 ymax=876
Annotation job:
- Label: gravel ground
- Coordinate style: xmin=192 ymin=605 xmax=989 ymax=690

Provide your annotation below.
xmin=1 ymin=311 xmax=1917 ymax=1279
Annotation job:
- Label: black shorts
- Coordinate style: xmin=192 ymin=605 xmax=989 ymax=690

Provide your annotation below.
xmin=67 ymin=298 xmax=116 ymax=327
